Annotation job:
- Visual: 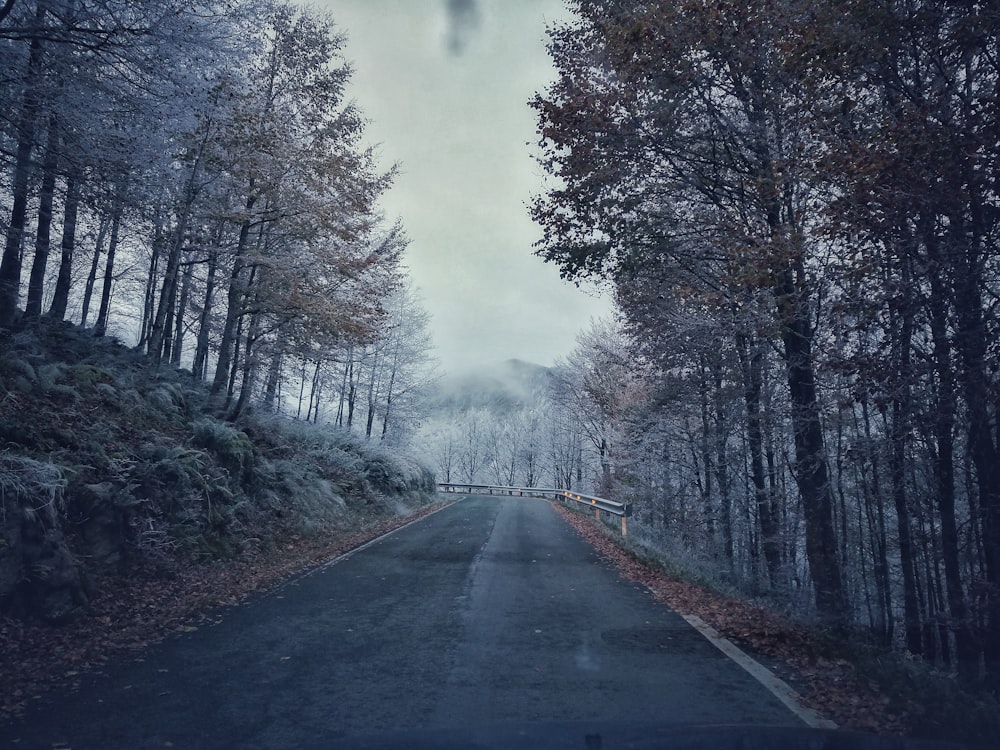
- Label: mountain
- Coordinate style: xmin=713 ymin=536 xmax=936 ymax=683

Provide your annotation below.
xmin=429 ymin=359 xmax=553 ymax=414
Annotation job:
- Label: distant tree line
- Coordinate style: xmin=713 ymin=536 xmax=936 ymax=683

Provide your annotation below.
xmin=418 ymin=343 xmax=626 ymax=498
xmin=0 ymin=0 xmax=434 ymax=434
xmin=531 ymin=0 xmax=1000 ymax=686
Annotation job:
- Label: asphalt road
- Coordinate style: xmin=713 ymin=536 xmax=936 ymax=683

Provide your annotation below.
xmin=0 ymin=496 xmax=803 ymax=749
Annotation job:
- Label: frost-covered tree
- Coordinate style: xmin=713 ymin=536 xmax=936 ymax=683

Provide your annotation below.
xmin=0 ymin=0 xmax=422 ymax=438
xmin=531 ymin=0 xmax=1000 ymax=680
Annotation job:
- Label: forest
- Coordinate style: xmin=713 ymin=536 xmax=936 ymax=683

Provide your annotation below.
xmin=0 ymin=0 xmax=446 ymax=629
xmin=0 ymin=0 xmax=436 ymax=440
xmin=522 ymin=0 xmax=1000 ymax=689
xmin=4 ymin=0 xmax=1000 ymax=708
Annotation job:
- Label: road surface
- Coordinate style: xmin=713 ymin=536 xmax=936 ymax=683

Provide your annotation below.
xmin=0 ymin=496 xmax=803 ymax=748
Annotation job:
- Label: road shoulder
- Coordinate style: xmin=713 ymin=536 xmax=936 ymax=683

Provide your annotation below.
xmin=550 ymin=501 xmax=903 ymax=734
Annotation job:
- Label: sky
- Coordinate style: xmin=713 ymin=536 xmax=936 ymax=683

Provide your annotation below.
xmin=317 ymin=0 xmax=613 ymax=374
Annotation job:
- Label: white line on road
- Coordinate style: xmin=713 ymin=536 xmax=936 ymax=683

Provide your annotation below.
xmin=261 ymin=498 xmax=465 ymax=597
xmin=677 ymin=612 xmax=837 ymax=730
xmin=316 ymin=497 xmax=464 ymax=570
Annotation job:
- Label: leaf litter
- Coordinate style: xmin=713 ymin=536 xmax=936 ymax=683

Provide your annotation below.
xmin=551 ymin=502 xmax=912 ymax=736
xmin=0 ymin=499 xmax=453 ymax=722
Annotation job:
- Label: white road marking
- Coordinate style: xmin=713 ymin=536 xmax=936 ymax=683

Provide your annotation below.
xmin=317 ymin=498 xmax=463 ymax=571
xmin=677 ymin=611 xmax=837 ymax=729
xmin=264 ymin=498 xmax=464 ymax=595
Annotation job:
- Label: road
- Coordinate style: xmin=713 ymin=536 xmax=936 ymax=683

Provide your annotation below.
xmin=0 ymin=496 xmax=803 ymax=749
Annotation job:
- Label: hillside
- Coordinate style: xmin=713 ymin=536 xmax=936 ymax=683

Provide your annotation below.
xmin=0 ymin=320 xmax=437 ymax=625
xmin=429 ymin=358 xmax=553 ymax=414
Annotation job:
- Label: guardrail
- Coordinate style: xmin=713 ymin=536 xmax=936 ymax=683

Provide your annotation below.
xmin=437 ymin=482 xmax=631 ymax=537
xmin=436 ymin=483 xmax=554 ymax=497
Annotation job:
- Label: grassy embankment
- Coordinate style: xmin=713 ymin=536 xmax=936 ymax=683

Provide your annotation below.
xmin=0 ymin=321 xmax=437 ymax=625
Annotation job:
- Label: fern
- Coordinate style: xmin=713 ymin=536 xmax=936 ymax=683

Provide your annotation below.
xmin=0 ymin=452 xmax=66 ymax=524
xmin=0 ymin=356 xmax=36 ymax=384
xmin=37 ymin=362 xmax=67 ymax=392
xmin=191 ymin=418 xmax=254 ymax=475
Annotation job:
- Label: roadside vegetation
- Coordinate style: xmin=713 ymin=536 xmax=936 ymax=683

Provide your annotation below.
xmin=556 ymin=502 xmax=1000 ymax=747
xmin=0 ymin=321 xmax=436 ymax=627
xmin=0 ymin=0 xmax=441 ymax=640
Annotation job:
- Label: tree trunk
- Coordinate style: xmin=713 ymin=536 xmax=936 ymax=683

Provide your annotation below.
xmin=297 ymin=359 xmax=308 ymax=419
xmin=738 ymin=330 xmax=781 ymax=586
xmin=712 ymin=357 xmax=733 ymax=567
xmin=192 ymin=244 xmax=218 ymax=381
xmin=307 ymin=360 xmax=322 ymax=422
xmin=80 ymin=215 xmax=109 ymax=327
xmin=381 ymin=353 xmax=399 ymax=440
xmin=25 ymin=116 xmax=60 ymax=321
xmin=151 ymin=135 xmax=209 ymax=364
xmin=226 ymin=311 xmax=245 ymax=409
xmin=950 ymin=249 xmax=1000 ymax=683
xmin=346 ymin=357 xmax=357 ymax=429
xmin=263 ymin=350 xmax=282 ymax=412
xmin=147 ymin=222 xmax=185 ymax=362
xmin=212 ymin=189 xmax=256 ymax=396
xmin=169 ymin=255 xmax=194 ymax=367
xmin=861 ymin=398 xmax=893 ymax=646
xmin=775 ymin=262 xmax=848 ymax=624
xmin=160 ymin=266 xmax=176 ymax=364
xmin=365 ymin=400 xmax=376 ymax=439
xmin=47 ymin=170 xmax=80 ymax=321
xmin=697 ymin=361 xmax=715 ymax=544
xmin=0 ymin=4 xmax=46 ymax=327
xmin=93 ymin=200 xmax=122 ymax=337
xmin=889 ymin=321 xmax=922 ymax=655
xmin=927 ymin=259 xmax=979 ymax=679
xmin=365 ymin=352 xmax=379 ymax=439
xmin=137 ymin=214 xmax=164 ymax=349
xmin=230 ymin=310 xmax=261 ymax=419
xmin=336 ymin=350 xmax=351 ymax=426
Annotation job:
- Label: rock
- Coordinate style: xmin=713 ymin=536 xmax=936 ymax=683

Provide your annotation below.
xmin=0 ymin=503 xmax=90 ymax=623
xmin=75 ymin=482 xmax=129 ymax=571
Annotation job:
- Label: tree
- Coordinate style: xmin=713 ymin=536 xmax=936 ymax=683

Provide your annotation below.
xmin=550 ymin=319 xmax=634 ymax=494
xmin=198 ymin=4 xmax=394 ymax=414
xmin=372 ymin=282 xmax=439 ymax=445
xmin=532 ymin=0 xmax=848 ymax=623
xmin=796 ymin=0 xmax=1000 ymax=679
xmin=1 ymin=0 xmax=239 ymax=329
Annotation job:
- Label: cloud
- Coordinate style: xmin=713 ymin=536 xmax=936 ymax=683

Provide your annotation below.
xmin=444 ymin=0 xmax=480 ymax=55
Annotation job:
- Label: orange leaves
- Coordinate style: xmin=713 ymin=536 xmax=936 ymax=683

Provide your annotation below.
xmin=552 ymin=502 xmax=911 ymax=736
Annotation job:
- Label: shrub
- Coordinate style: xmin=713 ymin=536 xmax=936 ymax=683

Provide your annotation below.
xmin=254 ymin=457 xmax=346 ymax=533
xmin=0 ymin=356 xmax=36 ymax=385
xmin=68 ymin=363 xmax=115 ymax=387
xmin=45 ymin=383 xmax=80 ymax=404
xmin=0 ymin=453 xmax=66 ymax=524
xmin=95 ymin=383 xmax=118 ymax=401
xmin=146 ymin=386 xmax=180 ymax=415
xmin=191 ymin=418 xmax=254 ymax=477
xmin=36 ymin=363 xmax=66 ymax=392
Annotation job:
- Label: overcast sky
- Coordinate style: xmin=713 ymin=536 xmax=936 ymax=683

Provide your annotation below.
xmin=317 ymin=0 xmax=613 ymax=374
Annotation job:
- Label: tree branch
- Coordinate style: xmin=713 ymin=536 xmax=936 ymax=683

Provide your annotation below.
xmin=0 ymin=0 xmax=15 ymax=26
